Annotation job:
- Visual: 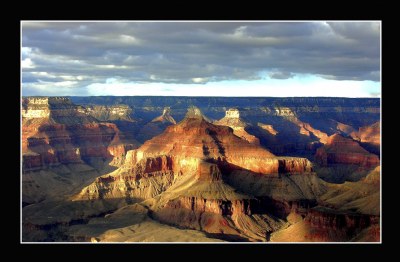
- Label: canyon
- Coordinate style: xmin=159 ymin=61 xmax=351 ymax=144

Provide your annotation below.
xmin=21 ymin=96 xmax=380 ymax=242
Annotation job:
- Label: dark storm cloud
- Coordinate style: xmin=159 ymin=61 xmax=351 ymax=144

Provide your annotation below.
xmin=21 ymin=21 xmax=380 ymax=92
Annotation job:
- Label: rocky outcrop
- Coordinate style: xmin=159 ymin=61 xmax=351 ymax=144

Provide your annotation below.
xmin=22 ymin=97 xmax=98 ymax=124
xmin=135 ymin=107 xmax=313 ymax=175
xmin=333 ymin=120 xmax=357 ymax=136
xmin=151 ymin=107 xmax=176 ymax=124
xmin=315 ymin=134 xmax=380 ymax=168
xmin=136 ymin=107 xmax=177 ymax=143
xmin=257 ymin=123 xmax=278 ymax=135
xmin=352 ymin=121 xmax=380 ymax=145
xmin=74 ymin=153 xmax=176 ymax=201
xmin=351 ymin=121 xmax=380 ymax=154
xmin=270 ymin=106 xmax=329 ymax=143
xmin=246 ymin=106 xmax=330 ymax=157
xmin=295 ymin=121 xmax=329 ymax=143
xmin=304 ymin=207 xmax=379 ymax=241
xmin=22 ymin=97 xmax=139 ymax=172
xmin=149 ymin=161 xmax=286 ymax=241
xmin=215 ymin=108 xmax=260 ymax=145
xmin=153 ymin=196 xmax=266 ymax=240
xmin=277 ymin=157 xmax=313 ymax=173
xmin=84 ymin=105 xmax=134 ymax=121
xmin=274 ymin=107 xmax=297 ymax=118
xmin=22 ymin=122 xmax=135 ymax=171
xmin=22 ymin=97 xmax=51 ymax=118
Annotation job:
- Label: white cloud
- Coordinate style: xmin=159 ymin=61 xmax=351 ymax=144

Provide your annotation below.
xmin=192 ymin=77 xmax=208 ymax=83
xmin=21 ymin=47 xmax=33 ymax=56
xmin=119 ymin=34 xmax=138 ymax=44
xmin=31 ymin=71 xmax=56 ymax=78
xmin=233 ymin=26 xmax=247 ymax=37
xmin=21 ymin=58 xmax=35 ymax=69
xmin=96 ymin=64 xmax=128 ymax=69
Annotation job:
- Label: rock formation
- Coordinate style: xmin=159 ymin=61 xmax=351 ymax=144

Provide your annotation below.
xmin=76 ymin=107 xmax=314 ymax=201
xmin=215 ymin=108 xmax=260 ymax=145
xmin=151 ymin=107 xmax=176 ymax=124
xmin=84 ymin=104 xmax=134 ymax=121
xmin=315 ymin=134 xmax=380 ymax=168
xmin=242 ymin=106 xmax=330 ymax=156
xmin=22 ymin=97 xmax=381 ymax=242
xmin=258 ymin=123 xmax=278 ymax=136
xmin=74 ymin=107 xmax=320 ymax=241
xmin=21 ymin=97 xmax=141 ymax=213
xmin=22 ymin=97 xmax=139 ymax=172
xmin=269 ymin=164 xmax=380 ymax=242
xmin=273 ymin=107 xmax=329 ymax=144
xmin=351 ymin=121 xmax=380 ymax=155
xmin=332 ymin=120 xmax=357 ymax=136
xmin=136 ymin=107 xmax=177 ymax=143
xmin=358 ymin=121 xmax=380 ymax=145
xmin=70 ymin=96 xmax=380 ymax=157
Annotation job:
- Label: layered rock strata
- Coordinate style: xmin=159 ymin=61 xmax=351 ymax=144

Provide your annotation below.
xmin=315 ymin=134 xmax=379 ymax=168
xmin=74 ymin=107 xmax=318 ymax=241
xmin=215 ymin=108 xmax=260 ymax=145
xmin=22 ymin=97 xmax=138 ymax=171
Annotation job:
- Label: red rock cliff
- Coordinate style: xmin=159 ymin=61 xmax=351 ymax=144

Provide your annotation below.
xmin=315 ymin=134 xmax=379 ymax=168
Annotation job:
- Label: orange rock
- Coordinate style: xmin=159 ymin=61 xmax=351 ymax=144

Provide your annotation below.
xmin=215 ymin=108 xmax=260 ymax=145
xmin=315 ymin=134 xmax=380 ymax=168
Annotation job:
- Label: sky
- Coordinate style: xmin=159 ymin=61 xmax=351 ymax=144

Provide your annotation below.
xmin=21 ymin=21 xmax=381 ymax=97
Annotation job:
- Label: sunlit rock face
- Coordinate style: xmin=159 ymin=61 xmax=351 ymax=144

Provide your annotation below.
xmin=152 ymin=107 xmax=176 ymax=124
xmin=357 ymin=121 xmax=380 ymax=145
xmin=258 ymin=123 xmax=278 ymax=136
xmin=315 ymin=134 xmax=380 ymax=168
xmin=215 ymin=108 xmax=260 ymax=145
xmin=136 ymin=106 xmax=295 ymax=174
xmin=76 ymin=107 xmax=314 ymax=207
xmin=22 ymin=97 xmax=138 ymax=171
xmin=351 ymin=121 xmax=380 ymax=155
xmin=84 ymin=104 xmax=134 ymax=121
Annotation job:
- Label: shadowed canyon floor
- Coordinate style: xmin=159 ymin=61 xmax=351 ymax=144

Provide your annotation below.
xmin=22 ymin=97 xmax=380 ymax=242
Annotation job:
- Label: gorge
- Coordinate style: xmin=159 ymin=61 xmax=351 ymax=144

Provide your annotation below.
xmin=21 ymin=96 xmax=380 ymax=242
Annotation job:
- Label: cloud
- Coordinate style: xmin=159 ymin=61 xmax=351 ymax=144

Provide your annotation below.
xmin=21 ymin=21 xmax=380 ymax=96
xmin=21 ymin=58 xmax=35 ymax=69
xmin=192 ymin=77 xmax=209 ymax=83
xmin=268 ymin=71 xmax=294 ymax=79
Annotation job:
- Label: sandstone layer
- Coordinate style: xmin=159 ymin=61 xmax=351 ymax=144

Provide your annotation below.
xmin=215 ymin=108 xmax=260 ymax=145
xmin=315 ymin=134 xmax=379 ymax=168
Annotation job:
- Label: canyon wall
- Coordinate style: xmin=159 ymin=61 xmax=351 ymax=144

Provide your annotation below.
xmin=22 ymin=97 xmax=139 ymax=172
xmin=315 ymin=134 xmax=379 ymax=168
